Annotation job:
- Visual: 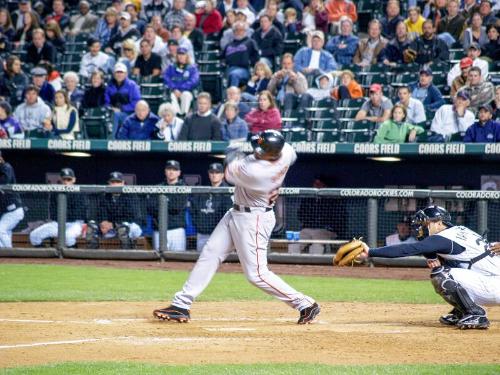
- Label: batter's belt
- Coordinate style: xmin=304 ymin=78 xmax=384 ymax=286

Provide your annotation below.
xmin=233 ymin=204 xmax=273 ymax=213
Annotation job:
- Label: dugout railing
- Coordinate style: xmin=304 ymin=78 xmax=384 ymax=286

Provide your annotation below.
xmin=1 ymin=185 xmax=499 ymax=267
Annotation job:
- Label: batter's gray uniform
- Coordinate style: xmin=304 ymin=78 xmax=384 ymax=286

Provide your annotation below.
xmin=171 ymin=143 xmax=317 ymax=311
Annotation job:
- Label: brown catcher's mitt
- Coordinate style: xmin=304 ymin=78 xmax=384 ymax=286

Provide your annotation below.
xmin=491 ymin=242 xmax=500 ymax=255
xmin=334 ymin=238 xmax=365 ymax=267
xmin=403 ymin=48 xmax=417 ymax=64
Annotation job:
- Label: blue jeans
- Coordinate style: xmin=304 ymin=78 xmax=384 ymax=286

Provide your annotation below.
xmin=227 ymin=67 xmax=250 ymax=87
xmin=437 ymin=33 xmax=456 ymax=48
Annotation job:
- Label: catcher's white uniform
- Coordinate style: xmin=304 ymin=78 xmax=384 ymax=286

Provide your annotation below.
xmin=171 ymin=143 xmax=316 ymax=311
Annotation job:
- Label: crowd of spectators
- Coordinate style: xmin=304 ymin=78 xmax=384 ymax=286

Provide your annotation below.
xmin=0 ymin=0 xmax=497 ymax=144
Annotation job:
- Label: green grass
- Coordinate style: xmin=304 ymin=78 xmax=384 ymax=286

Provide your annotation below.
xmin=2 ymin=362 xmax=499 ymax=375
xmin=0 ymin=264 xmax=442 ymax=303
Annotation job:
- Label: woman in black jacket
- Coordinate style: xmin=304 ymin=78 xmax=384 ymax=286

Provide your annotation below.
xmin=81 ymin=70 xmax=106 ymax=110
xmin=0 ymin=55 xmax=28 ymax=106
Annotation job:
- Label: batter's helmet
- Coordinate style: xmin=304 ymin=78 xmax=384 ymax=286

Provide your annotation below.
xmin=251 ymin=130 xmax=285 ymax=160
xmin=411 ymin=205 xmax=452 ymax=240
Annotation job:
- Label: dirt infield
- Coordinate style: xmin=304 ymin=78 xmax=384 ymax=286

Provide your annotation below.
xmin=1 ymin=301 xmax=499 ymax=368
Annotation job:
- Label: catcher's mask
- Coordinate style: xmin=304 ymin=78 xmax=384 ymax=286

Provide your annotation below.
xmin=250 ymin=130 xmax=285 ymax=161
xmin=411 ymin=205 xmax=453 ymax=241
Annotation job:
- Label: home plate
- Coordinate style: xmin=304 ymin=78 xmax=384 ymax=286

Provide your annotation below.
xmin=203 ymin=327 xmax=256 ymax=332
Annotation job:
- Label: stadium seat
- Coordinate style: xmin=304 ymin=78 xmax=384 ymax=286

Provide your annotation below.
xmin=283 ymin=32 xmax=305 ymax=55
xmin=81 ymin=108 xmax=110 ymax=139
xmin=340 ymin=120 xmax=374 ymax=142
xmin=313 ymin=129 xmax=341 ymax=142
xmin=282 ymin=127 xmax=308 ymax=142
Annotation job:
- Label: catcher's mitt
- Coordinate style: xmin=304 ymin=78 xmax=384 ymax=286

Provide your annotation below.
xmin=403 ymin=48 xmax=417 ymax=64
xmin=334 ymin=238 xmax=366 ymax=267
xmin=491 ymin=242 xmax=500 ymax=255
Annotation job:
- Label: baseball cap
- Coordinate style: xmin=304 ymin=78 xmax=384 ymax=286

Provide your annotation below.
xmin=120 ymin=12 xmax=131 ymax=21
xmin=479 ymin=104 xmax=493 ymax=113
xmin=460 ymin=57 xmax=473 ymax=69
xmin=195 ymin=0 xmax=207 ymax=8
xmin=177 ymin=47 xmax=188 ymax=54
xmin=165 ymin=160 xmax=180 ymax=170
xmin=369 ymin=83 xmax=382 ymax=93
xmin=311 ymin=30 xmax=324 ymax=41
xmin=168 ymin=39 xmax=179 ymax=46
xmin=456 ymin=90 xmax=471 ymax=101
xmin=114 ymin=62 xmax=128 ymax=73
xmin=468 ymin=42 xmax=481 ymax=50
xmin=419 ymin=67 xmax=433 ymax=76
xmin=208 ymin=163 xmax=223 ymax=173
xmin=108 ymin=171 xmax=124 ymax=182
xmin=60 ymin=168 xmax=75 ymax=178
xmin=31 ymin=67 xmax=48 ymax=76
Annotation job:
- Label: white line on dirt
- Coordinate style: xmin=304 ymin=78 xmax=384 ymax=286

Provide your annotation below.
xmin=0 ymin=338 xmax=103 ymax=349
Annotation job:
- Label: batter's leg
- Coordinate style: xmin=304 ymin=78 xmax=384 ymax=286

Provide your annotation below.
xmin=230 ymin=210 xmax=316 ymax=311
xmin=29 ymin=221 xmax=58 ymax=246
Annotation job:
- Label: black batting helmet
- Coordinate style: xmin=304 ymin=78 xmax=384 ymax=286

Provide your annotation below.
xmin=411 ymin=205 xmax=452 ymax=240
xmin=250 ymin=130 xmax=285 ymax=160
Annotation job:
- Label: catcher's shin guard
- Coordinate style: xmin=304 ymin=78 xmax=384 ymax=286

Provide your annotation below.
xmin=117 ymin=223 xmax=133 ymax=249
xmin=85 ymin=220 xmax=100 ymax=249
xmin=430 ymin=267 xmax=486 ymax=318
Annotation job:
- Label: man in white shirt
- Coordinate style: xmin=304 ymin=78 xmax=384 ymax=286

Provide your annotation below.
xmin=135 ymin=25 xmax=167 ymax=55
xmin=80 ymin=38 xmax=113 ymax=78
xmin=430 ymin=91 xmax=475 ymax=140
xmin=447 ymin=43 xmax=489 ymax=87
xmin=397 ymin=86 xmax=426 ymax=124
xmin=385 ymin=216 xmax=418 ymax=246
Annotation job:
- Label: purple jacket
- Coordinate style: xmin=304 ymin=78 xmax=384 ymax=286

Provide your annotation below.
xmin=163 ymin=63 xmax=200 ymax=92
xmin=0 ymin=116 xmax=23 ymax=138
xmin=105 ymin=78 xmax=141 ymax=113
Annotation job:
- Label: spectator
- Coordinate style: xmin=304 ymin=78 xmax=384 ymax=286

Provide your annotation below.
xmin=235 ymin=0 xmax=256 ymax=26
xmin=150 ymin=15 xmax=170 ymax=42
xmin=105 ymin=62 xmax=141 ymax=137
xmin=410 ymin=68 xmax=445 ymax=111
xmin=93 ymin=7 xmax=119 ymax=47
xmin=0 ymin=55 xmax=28 ymax=107
xmin=374 ymin=104 xmax=424 ymax=143
xmin=140 ymin=0 xmax=170 ymax=22
xmin=164 ymin=0 xmax=189 ymax=30
xmin=40 ymin=61 xmax=63 ymax=93
xmin=325 ymin=16 xmax=359 ymax=67
xmin=79 ymin=38 xmax=113 ymax=79
xmin=191 ymin=162 xmax=233 ymax=251
xmin=331 ymin=69 xmax=363 ymax=100
xmin=106 ymin=12 xmax=140 ymax=55
xmin=478 ymin=0 xmax=499 ymax=26
xmin=67 ymin=0 xmax=98 ymax=36
xmin=124 ymin=3 xmax=146 ymax=34
xmin=26 ymin=28 xmax=57 ymax=65
xmin=425 ymin=0 xmax=447 ymax=29
xmin=385 ymin=216 xmax=417 ymax=246
xmin=217 ymin=0 xmax=235 ymax=18
xmin=135 ymin=25 xmax=168 ymax=55
xmin=283 ymin=7 xmax=300 ymax=33
xmin=244 ymin=90 xmax=281 ymax=134
xmin=155 ymin=102 xmax=184 ymax=141
xmin=447 ymin=43 xmax=489 ymax=87
xmin=81 ymin=70 xmax=106 ymax=110
xmin=31 ymin=66 xmax=55 ymax=105
xmin=325 ymin=0 xmax=357 ymax=34
xmin=380 ymin=0 xmax=405 ymax=40
xmin=51 ymin=90 xmax=80 ymax=140
xmin=161 ymin=39 xmax=179 ymax=69
xmin=184 ymin=13 xmax=204 ymax=52
xmin=13 ymin=10 xmax=39 ymax=45
xmin=252 ymin=14 xmax=283 ymax=68
xmin=457 ymin=66 xmax=495 ymax=114
xmin=220 ymin=101 xmax=249 ymax=140
xmin=0 ymin=8 xmax=15 ymax=42
xmin=133 ymin=39 xmax=162 ymax=78
xmin=222 ymin=21 xmax=260 ymax=87
xmin=299 ymin=72 xmax=334 ymax=108
xmin=178 ymin=92 xmax=222 ymax=140
xmin=0 ymin=101 xmax=23 ymax=139
xmin=353 ymin=19 xmax=388 ymax=67
xmin=464 ymin=104 xmax=500 ymax=142
xmin=450 ymin=57 xmax=473 ymax=97
xmin=242 ymin=61 xmax=271 ymax=102
xmin=302 ymin=0 xmax=329 ymax=34
xmin=163 ymin=47 xmax=200 ymax=116
xmin=355 ymin=84 xmax=393 ymax=123
xmin=195 ymin=0 xmax=223 ymax=36
xmin=254 ymin=1 xmax=286 ymax=36
xmin=436 ymin=0 xmax=466 ymax=46
xmin=12 ymin=1 xmax=38 ymax=33
xmin=404 ymin=6 xmax=425 ymax=36
xmin=430 ymin=90 xmax=475 ymax=141
xmin=45 ymin=19 xmax=65 ymax=54
xmin=462 ymin=12 xmax=488 ymax=52
xmin=216 ymin=86 xmax=251 ymax=118
xmin=44 ymin=0 xmax=70 ymax=31
xmin=267 ymin=52 xmax=307 ymax=110
xmin=220 ymin=11 xmax=254 ymax=50
xmin=482 ymin=24 xmax=500 ymax=61
xmin=294 ymin=30 xmax=337 ymax=76
xmin=409 ymin=19 xmax=449 ymax=65
xmin=169 ymin=25 xmax=195 ymax=63
xmin=461 ymin=0 xmax=479 ymax=21
xmin=117 ymin=100 xmax=160 ymax=140
xmin=63 ymin=71 xmax=84 ymax=109
xmin=14 ymin=85 xmax=51 ymax=135
xmin=397 ymin=86 xmax=426 ymax=125
xmin=221 ymin=9 xmax=237 ymax=34
xmin=117 ymin=39 xmax=139 ymax=73
xmin=379 ymin=20 xmax=415 ymax=67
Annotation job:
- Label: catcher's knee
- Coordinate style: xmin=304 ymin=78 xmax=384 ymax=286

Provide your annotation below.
xmin=430 ymin=266 xmax=457 ymax=295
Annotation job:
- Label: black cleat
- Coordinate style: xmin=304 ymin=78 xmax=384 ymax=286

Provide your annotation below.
xmin=153 ymin=305 xmax=190 ymax=323
xmin=439 ymin=308 xmax=463 ymax=326
xmin=456 ymin=314 xmax=490 ymax=330
xmin=297 ymin=303 xmax=320 ymax=324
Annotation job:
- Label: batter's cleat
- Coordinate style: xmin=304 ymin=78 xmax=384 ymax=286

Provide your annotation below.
xmin=153 ymin=305 xmax=190 ymax=323
xmin=297 ymin=303 xmax=320 ymax=324
xmin=439 ymin=308 xmax=463 ymax=326
xmin=456 ymin=314 xmax=490 ymax=330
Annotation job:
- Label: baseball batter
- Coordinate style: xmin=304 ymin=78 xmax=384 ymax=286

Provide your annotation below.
xmin=153 ymin=130 xmax=320 ymax=324
xmin=358 ymin=205 xmax=500 ymax=329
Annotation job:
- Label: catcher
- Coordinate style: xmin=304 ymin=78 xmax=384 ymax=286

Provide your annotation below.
xmin=335 ymin=205 xmax=500 ymax=330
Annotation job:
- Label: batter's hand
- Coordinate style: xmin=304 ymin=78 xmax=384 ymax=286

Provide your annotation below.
xmin=268 ymin=188 xmax=279 ymax=205
xmin=491 ymin=242 xmax=500 ymax=255
xmin=426 ymin=258 xmax=441 ymax=268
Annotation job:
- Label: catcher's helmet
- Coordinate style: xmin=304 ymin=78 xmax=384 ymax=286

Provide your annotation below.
xmin=411 ymin=205 xmax=453 ymax=241
xmin=251 ymin=130 xmax=285 ymax=160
